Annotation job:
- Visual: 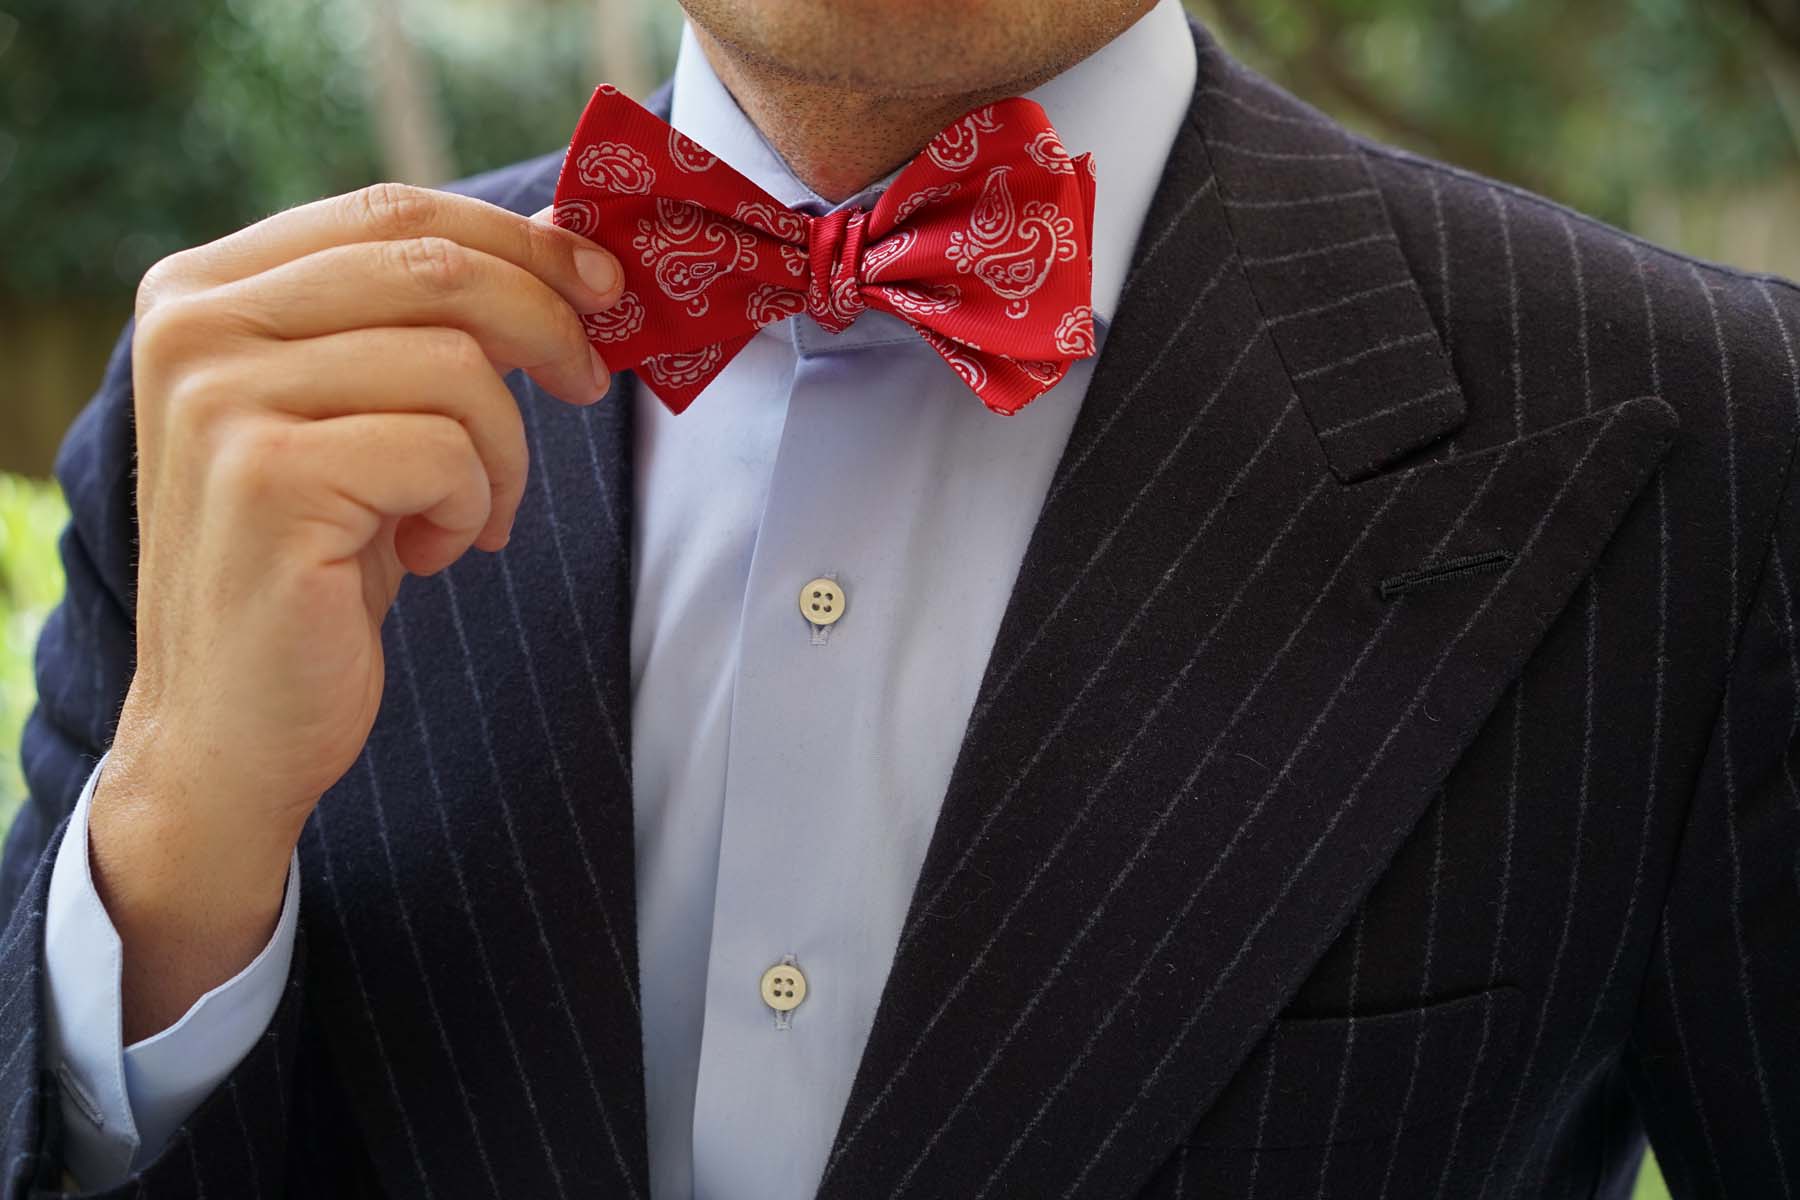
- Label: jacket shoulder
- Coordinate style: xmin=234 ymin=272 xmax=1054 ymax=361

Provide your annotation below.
xmin=1360 ymin=140 xmax=1799 ymax=401
xmin=1359 ymin=138 xmax=1800 ymax=483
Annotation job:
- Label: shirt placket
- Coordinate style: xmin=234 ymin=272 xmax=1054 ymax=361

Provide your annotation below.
xmin=687 ymin=326 xmax=948 ymax=1197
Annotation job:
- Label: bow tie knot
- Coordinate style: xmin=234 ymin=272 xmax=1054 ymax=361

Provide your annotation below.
xmin=555 ymin=87 xmax=1098 ymax=415
xmin=804 ymin=207 xmax=870 ymax=334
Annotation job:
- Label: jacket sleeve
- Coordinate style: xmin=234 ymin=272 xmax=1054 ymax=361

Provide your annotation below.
xmin=1621 ymin=432 xmax=1800 ymax=1198
xmin=0 ymin=318 xmax=307 ymax=1199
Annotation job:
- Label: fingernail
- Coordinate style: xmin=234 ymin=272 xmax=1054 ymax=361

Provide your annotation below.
xmin=574 ymin=247 xmax=618 ymax=297
xmin=589 ymin=347 xmax=610 ymax=396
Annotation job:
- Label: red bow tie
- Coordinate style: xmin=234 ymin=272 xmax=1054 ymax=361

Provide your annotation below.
xmin=552 ymin=85 xmax=1098 ymax=416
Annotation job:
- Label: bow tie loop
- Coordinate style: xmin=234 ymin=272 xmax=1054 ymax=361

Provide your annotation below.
xmin=554 ymin=86 xmax=1098 ymax=415
xmin=805 ymin=207 xmax=870 ymax=334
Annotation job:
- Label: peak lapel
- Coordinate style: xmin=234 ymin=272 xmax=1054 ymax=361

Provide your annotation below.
xmin=816 ymin=26 xmax=1677 ymax=1200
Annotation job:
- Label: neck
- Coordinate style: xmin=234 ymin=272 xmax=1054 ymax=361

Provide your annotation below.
xmin=691 ymin=27 xmax=1065 ymax=205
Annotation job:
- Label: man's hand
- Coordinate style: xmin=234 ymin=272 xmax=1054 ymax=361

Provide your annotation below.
xmin=87 ymin=183 xmax=623 ymax=1041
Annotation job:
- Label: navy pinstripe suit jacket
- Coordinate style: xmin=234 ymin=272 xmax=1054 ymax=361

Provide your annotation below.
xmin=4 ymin=20 xmax=1799 ymax=1199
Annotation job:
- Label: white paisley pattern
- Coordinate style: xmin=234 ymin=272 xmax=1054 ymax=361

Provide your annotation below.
xmin=892 ymin=182 xmax=960 ymax=223
xmin=944 ymin=166 xmax=1080 ymax=319
xmin=632 ymin=198 xmax=760 ymax=317
xmin=925 ymin=106 xmax=1002 ymax=172
xmin=1053 ymin=305 xmax=1096 ymax=356
xmin=806 ymin=271 xmax=866 ymax=331
xmin=1024 ymin=130 xmax=1076 ymax=175
xmin=733 ymin=200 xmax=808 ymax=243
xmin=668 ymin=128 xmax=718 ymax=172
xmin=883 ymin=283 xmax=962 ymax=318
xmin=745 ymin=282 xmax=807 ymax=328
xmin=918 ymin=328 xmax=989 ymax=393
xmin=731 ymin=201 xmax=810 ymax=276
xmin=643 ymin=343 xmax=724 ymax=390
xmin=553 ymin=198 xmax=601 ymax=240
xmin=580 ymin=291 xmax=646 ymax=343
xmin=1012 ymin=356 xmax=1065 ymax=386
xmin=577 ymin=141 xmax=656 ymax=195
xmin=859 ymin=229 xmax=915 ymax=282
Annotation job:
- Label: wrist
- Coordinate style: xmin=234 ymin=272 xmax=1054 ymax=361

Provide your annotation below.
xmin=89 ymin=737 xmax=299 ymax=914
xmin=87 ymin=722 xmax=303 ymax=1041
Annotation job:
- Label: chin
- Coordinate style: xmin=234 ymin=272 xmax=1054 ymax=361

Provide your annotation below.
xmin=678 ymin=0 xmax=1151 ymax=97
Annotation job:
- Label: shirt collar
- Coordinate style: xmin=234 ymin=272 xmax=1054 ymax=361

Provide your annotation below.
xmin=667 ymin=0 xmax=1196 ymax=345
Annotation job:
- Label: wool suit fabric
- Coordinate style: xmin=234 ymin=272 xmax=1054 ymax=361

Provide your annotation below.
xmin=3 ymin=20 xmax=1798 ymax=1200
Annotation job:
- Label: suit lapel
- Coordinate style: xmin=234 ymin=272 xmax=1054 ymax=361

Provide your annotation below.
xmin=815 ymin=25 xmax=1676 ymax=1200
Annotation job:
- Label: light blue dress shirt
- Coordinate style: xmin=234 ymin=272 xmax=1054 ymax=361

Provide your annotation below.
xmin=42 ymin=3 xmax=1196 ymax=1193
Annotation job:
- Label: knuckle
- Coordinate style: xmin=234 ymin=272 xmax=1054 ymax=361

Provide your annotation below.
xmin=160 ymin=361 xmax=235 ymax=434
xmin=134 ymin=252 xmax=190 ymax=319
xmin=354 ymin=181 xmax=437 ymax=238
xmin=419 ymin=415 xmax=480 ymax=479
xmin=423 ymin=413 xmax=469 ymax=456
xmin=132 ymin=293 xmax=211 ymax=369
xmin=421 ymin=327 xmax=491 ymax=377
xmin=211 ymin=422 xmax=294 ymax=502
xmin=519 ymin=216 xmax=572 ymax=275
xmin=393 ymin=235 xmax=471 ymax=294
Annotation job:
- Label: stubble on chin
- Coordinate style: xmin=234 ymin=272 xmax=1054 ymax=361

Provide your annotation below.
xmin=675 ymin=0 xmax=1153 ymax=101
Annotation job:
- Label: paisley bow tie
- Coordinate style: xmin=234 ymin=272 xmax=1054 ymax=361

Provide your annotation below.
xmin=551 ymin=85 xmax=1099 ymax=416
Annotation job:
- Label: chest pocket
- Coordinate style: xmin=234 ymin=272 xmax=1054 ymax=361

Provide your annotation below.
xmin=1187 ymin=984 xmax=1523 ymax=1149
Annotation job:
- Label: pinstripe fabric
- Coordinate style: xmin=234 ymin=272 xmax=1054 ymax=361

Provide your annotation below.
xmin=2 ymin=17 xmax=1798 ymax=1198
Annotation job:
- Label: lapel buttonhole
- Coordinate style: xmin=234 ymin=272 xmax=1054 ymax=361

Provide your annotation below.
xmin=1378 ymin=548 xmax=1515 ymax=600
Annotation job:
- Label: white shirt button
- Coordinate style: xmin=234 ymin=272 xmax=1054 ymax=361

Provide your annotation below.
xmin=799 ymin=577 xmax=845 ymax=627
xmin=760 ymin=961 xmax=808 ymax=1012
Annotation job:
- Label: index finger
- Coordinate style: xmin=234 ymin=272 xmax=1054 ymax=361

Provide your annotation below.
xmin=170 ymin=182 xmax=624 ymax=318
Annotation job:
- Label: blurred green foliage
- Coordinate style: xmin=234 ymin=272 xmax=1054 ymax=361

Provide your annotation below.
xmin=0 ymin=0 xmax=680 ymax=301
xmin=1189 ymin=0 xmax=1800 ymax=231
xmin=0 ymin=474 xmax=66 ymax=830
xmin=1636 ymin=1159 xmax=1674 ymax=1199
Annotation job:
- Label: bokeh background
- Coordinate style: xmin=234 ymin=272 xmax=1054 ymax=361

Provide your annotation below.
xmin=4 ymin=2 xmax=1799 ymax=1192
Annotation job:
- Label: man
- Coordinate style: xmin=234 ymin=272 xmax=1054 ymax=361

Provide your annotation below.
xmin=1 ymin=0 xmax=1796 ymax=1195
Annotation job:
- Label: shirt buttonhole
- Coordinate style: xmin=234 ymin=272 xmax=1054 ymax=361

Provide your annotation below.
xmin=809 ymin=570 xmax=839 ymax=646
xmin=772 ymin=951 xmax=800 ymax=1030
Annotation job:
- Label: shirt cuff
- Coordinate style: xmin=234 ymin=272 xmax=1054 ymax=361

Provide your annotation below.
xmin=43 ymin=752 xmax=301 ymax=1189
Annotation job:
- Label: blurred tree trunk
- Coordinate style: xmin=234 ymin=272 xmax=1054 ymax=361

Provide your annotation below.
xmin=589 ymin=0 xmax=656 ymax=99
xmin=1738 ymin=0 xmax=1800 ymax=154
xmin=367 ymin=0 xmax=454 ymax=184
xmin=1739 ymin=0 xmax=1800 ymax=61
xmin=0 ymin=298 xmax=133 ymax=477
